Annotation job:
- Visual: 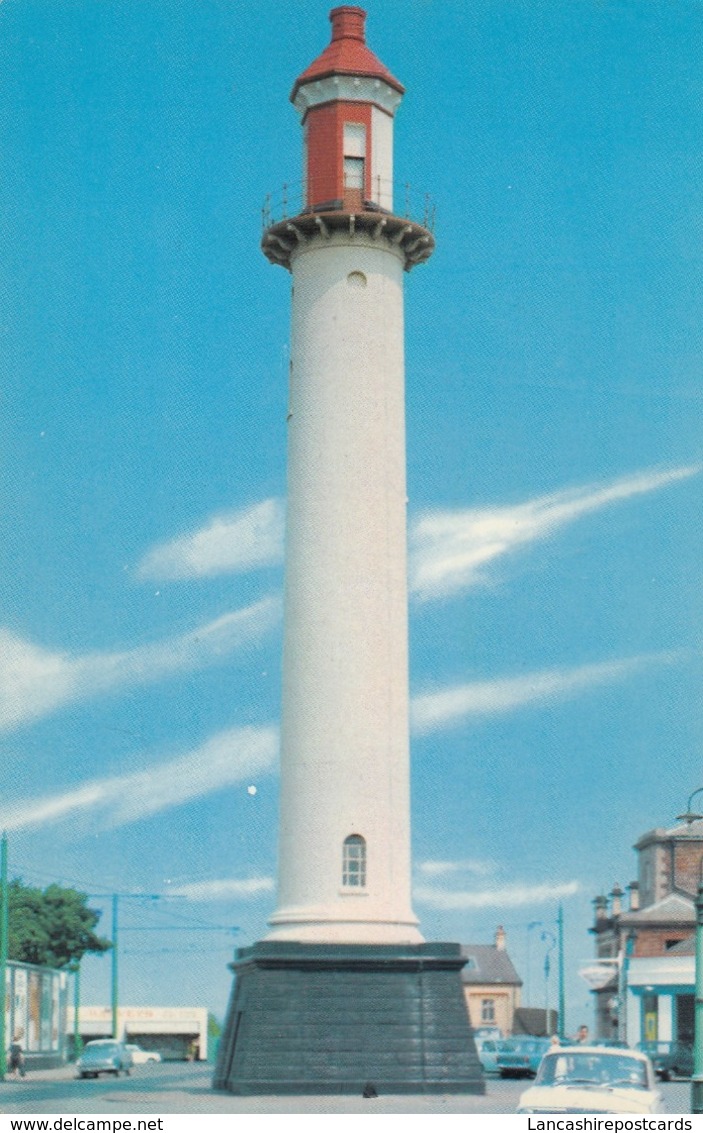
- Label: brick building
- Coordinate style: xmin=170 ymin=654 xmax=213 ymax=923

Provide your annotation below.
xmin=589 ymin=818 xmax=702 ymax=1043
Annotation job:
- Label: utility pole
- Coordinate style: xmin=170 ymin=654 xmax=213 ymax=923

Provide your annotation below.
xmin=0 ymin=832 xmax=8 ymax=1080
xmin=112 ymin=894 xmax=119 ymax=1039
xmin=557 ymin=904 xmax=565 ymax=1039
xmin=87 ymin=891 xmax=204 ymax=1042
xmin=73 ymin=962 xmax=82 ymax=1058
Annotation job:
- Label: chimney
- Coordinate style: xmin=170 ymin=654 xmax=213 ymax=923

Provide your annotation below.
xmin=610 ymin=885 xmax=623 ymax=917
xmin=627 ymin=881 xmax=640 ymax=912
xmin=330 ymin=6 xmax=367 ymax=42
xmin=495 ymin=925 xmax=506 ymax=951
xmin=594 ymin=894 xmax=608 ymax=923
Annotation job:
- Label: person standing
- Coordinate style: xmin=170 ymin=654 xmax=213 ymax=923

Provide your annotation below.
xmin=8 ymin=1036 xmax=25 ymax=1079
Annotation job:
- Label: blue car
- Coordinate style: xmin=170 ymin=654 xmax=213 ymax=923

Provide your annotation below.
xmin=475 ymin=1036 xmax=501 ymax=1075
xmin=496 ymin=1036 xmax=551 ymax=1078
xmin=76 ymin=1040 xmax=133 ymax=1079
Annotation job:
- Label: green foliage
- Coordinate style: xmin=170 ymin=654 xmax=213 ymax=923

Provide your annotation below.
xmin=208 ymin=1012 xmax=221 ymax=1039
xmin=8 ymin=880 xmax=111 ymax=969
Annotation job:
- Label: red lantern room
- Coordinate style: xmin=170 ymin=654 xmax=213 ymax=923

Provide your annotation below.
xmin=262 ymin=7 xmax=434 ymax=272
xmin=291 ymin=7 xmax=405 ymax=214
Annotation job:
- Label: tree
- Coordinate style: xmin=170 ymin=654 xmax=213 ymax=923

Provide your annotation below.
xmin=8 ymin=880 xmax=111 ymax=968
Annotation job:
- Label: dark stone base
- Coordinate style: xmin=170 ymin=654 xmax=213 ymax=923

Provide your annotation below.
xmin=213 ymin=940 xmax=485 ymax=1095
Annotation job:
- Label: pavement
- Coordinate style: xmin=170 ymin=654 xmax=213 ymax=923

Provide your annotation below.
xmin=0 ymin=1063 xmax=693 ymax=1114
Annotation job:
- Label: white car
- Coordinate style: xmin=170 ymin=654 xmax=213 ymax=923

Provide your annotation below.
xmin=517 ymin=1046 xmax=663 ymax=1114
xmin=125 ymin=1044 xmax=162 ymax=1064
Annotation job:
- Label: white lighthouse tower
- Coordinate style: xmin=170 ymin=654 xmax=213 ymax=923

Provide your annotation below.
xmin=215 ymin=8 xmax=483 ymax=1096
xmin=266 ymin=3 xmax=427 ymax=948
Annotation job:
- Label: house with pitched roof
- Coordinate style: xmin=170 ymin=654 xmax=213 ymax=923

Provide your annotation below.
xmin=461 ymin=926 xmax=523 ymax=1036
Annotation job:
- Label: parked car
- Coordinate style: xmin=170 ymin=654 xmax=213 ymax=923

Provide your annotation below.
xmin=76 ymin=1039 xmax=133 ymax=1079
xmin=125 ymin=1044 xmax=162 ymax=1065
xmin=517 ymin=1046 xmax=662 ymax=1114
xmin=637 ymin=1040 xmax=693 ymax=1081
xmin=473 ymin=1025 xmax=502 ymax=1041
xmin=475 ymin=1036 xmax=501 ymax=1075
xmin=496 ymin=1036 xmax=551 ymax=1078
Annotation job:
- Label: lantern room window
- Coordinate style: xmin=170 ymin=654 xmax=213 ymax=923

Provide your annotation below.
xmin=343 ymin=123 xmax=366 ymax=197
xmin=344 ymin=157 xmax=364 ymax=190
xmin=342 ymin=834 xmax=366 ymax=887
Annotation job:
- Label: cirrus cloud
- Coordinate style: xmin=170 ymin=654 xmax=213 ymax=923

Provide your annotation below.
xmin=136 ymin=498 xmax=285 ymax=582
xmin=414 ymin=880 xmax=580 ymax=910
xmin=411 ymin=651 xmax=682 ymax=735
xmin=0 ymin=725 xmax=278 ymax=833
xmin=166 ymin=877 xmax=275 ymax=901
xmin=0 ymin=596 xmax=281 ymax=732
xmin=410 ymin=464 xmax=701 ymax=600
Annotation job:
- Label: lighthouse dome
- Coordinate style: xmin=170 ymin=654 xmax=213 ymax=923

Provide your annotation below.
xmin=291 ymin=7 xmax=404 ymax=103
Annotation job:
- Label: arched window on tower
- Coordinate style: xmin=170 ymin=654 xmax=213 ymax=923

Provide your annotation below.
xmin=342 ymin=834 xmax=366 ymax=888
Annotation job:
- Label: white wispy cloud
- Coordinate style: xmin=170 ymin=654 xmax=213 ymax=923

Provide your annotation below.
xmin=166 ymin=877 xmax=275 ymax=901
xmin=411 ymin=652 xmax=680 ymax=735
xmin=0 ymin=725 xmax=278 ymax=833
xmin=136 ymin=499 xmax=285 ymax=582
xmin=0 ymin=596 xmax=281 ymax=732
xmin=409 ymin=464 xmax=700 ymax=600
xmin=414 ymin=880 xmax=580 ymax=910
xmin=417 ymin=859 xmax=497 ymax=878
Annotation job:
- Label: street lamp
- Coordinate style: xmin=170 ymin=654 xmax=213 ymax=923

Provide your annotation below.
xmin=676 ymin=789 xmax=703 ymax=1114
xmin=526 ymin=920 xmax=543 ymax=1006
xmin=542 ymin=930 xmax=556 ymax=1036
xmin=67 ymin=961 xmax=82 ymax=1060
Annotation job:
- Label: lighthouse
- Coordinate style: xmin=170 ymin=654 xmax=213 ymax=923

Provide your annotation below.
xmin=215 ymin=8 xmax=483 ymax=1095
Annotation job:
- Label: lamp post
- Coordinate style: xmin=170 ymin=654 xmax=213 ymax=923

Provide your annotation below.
xmin=526 ymin=920 xmax=543 ymax=1007
xmin=542 ymin=930 xmax=556 ymax=1035
xmin=69 ymin=962 xmax=82 ymax=1060
xmin=0 ymin=832 xmax=8 ymax=1081
xmin=557 ymin=904 xmax=566 ymax=1040
xmin=675 ymin=788 xmax=703 ymax=1114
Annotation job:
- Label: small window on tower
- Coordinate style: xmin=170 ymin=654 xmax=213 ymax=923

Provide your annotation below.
xmin=344 ymin=156 xmax=364 ymax=190
xmin=342 ymin=834 xmax=366 ymax=887
xmin=343 ymin=123 xmax=366 ymax=193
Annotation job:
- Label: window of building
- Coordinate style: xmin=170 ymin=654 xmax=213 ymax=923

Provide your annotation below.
xmin=343 ymin=123 xmax=366 ymax=192
xmin=642 ymin=994 xmax=658 ymax=1043
xmin=481 ymin=998 xmax=496 ymax=1023
xmin=344 ymin=156 xmax=365 ymax=190
xmin=342 ymin=834 xmax=366 ymax=887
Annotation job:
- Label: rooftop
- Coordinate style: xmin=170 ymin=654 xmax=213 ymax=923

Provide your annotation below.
xmin=461 ymin=944 xmax=522 ymax=987
xmin=291 ymin=7 xmax=404 ymax=103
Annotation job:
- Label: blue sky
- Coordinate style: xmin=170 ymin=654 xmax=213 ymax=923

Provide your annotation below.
xmin=1 ymin=0 xmax=701 ymax=1031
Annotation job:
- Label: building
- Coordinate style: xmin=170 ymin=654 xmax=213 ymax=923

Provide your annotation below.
xmin=4 ymin=959 xmax=69 ymax=1069
xmin=215 ymin=7 xmax=482 ymax=1095
xmin=588 ymin=817 xmax=701 ymax=1044
xmin=462 ymin=927 xmax=522 ymax=1036
xmin=69 ymin=1005 xmax=208 ymax=1061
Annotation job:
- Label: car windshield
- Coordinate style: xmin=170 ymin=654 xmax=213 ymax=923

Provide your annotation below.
xmin=536 ymin=1052 xmax=648 ymax=1090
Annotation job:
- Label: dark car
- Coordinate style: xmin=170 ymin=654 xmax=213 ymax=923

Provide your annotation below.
xmin=637 ymin=1040 xmax=693 ymax=1081
xmin=496 ymin=1036 xmax=551 ymax=1078
xmin=76 ymin=1040 xmax=133 ymax=1079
